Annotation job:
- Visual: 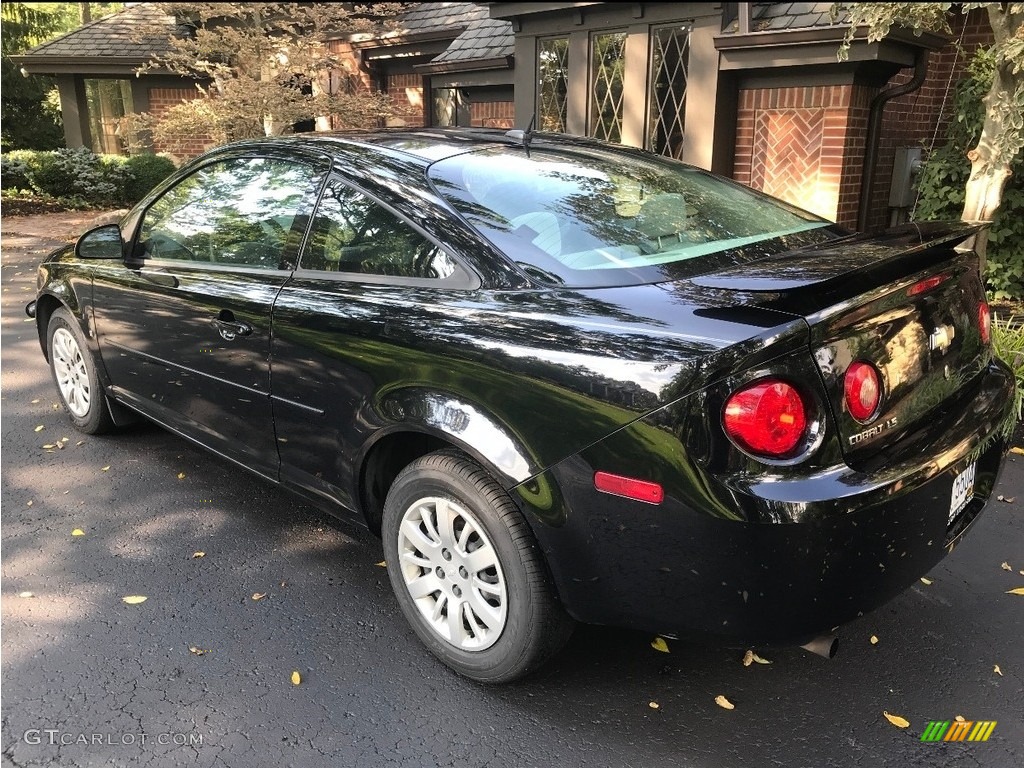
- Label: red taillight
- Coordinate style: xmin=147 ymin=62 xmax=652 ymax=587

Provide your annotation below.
xmin=979 ymin=301 xmax=991 ymax=345
xmin=723 ymin=379 xmax=808 ymax=458
xmin=907 ymin=274 xmax=947 ymax=296
xmin=844 ymin=361 xmax=881 ymax=422
xmin=593 ymin=471 xmax=664 ymax=504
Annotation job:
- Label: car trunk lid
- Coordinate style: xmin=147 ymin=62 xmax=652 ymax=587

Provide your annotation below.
xmin=690 ymin=222 xmax=991 ymax=466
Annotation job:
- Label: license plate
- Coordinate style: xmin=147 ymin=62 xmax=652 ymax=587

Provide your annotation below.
xmin=949 ymin=460 xmax=976 ymax=525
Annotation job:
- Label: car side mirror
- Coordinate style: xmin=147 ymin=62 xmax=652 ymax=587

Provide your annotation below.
xmin=75 ymin=224 xmax=124 ymax=260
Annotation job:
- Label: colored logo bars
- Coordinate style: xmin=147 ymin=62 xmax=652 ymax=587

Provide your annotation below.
xmin=921 ymin=720 xmax=997 ymax=742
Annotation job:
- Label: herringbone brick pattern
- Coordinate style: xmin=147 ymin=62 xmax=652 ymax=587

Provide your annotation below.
xmin=751 ymin=109 xmax=824 ymax=204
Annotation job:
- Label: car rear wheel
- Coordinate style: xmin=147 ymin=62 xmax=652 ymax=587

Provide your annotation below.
xmin=47 ymin=307 xmax=114 ymax=434
xmin=382 ymin=450 xmax=573 ymax=683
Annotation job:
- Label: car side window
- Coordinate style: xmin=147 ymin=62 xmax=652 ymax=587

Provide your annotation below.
xmin=138 ymin=157 xmax=313 ymax=269
xmin=301 ymin=177 xmax=457 ymax=279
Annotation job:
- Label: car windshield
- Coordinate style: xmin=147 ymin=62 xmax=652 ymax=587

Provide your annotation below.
xmin=428 ymin=144 xmax=836 ymax=287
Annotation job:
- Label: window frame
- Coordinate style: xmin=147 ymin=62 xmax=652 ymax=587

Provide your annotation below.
xmin=646 ymin=22 xmax=693 ymax=160
xmin=294 ymin=172 xmax=479 ymax=290
xmin=536 ymin=35 xmax=570 ymax=134
xmin=587 ymin=28 xmax=629 ymax=144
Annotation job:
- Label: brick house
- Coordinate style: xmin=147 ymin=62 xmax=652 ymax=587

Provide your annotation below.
xmin=16 ymin=2 xmax=993 ymax=232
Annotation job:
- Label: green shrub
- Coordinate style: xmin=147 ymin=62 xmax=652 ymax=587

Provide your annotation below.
xmin=28 ymin=147 xmax=121 ymax=203
xmin=1 ymin=150 xmax=34 ymax=190
xmin=1 ymin=147 xmax=176 ymax=207
xmin=992 ymin=313 xmax=1024 ymax=436
xmin=913 ymin=52 xmax=1024 ymax=301
xmin=122 ymin=153 xmax=177 ymax=202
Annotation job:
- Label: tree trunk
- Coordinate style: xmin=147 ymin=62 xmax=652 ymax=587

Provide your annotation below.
xmin=961 ymin=4 xmax=1023 ymax=271
xmin=79 ymin=3 xmax=91 ymax=24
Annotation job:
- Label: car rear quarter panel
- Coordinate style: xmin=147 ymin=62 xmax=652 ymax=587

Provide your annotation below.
xmin=269 ymin=276 xmax=809 ymax=521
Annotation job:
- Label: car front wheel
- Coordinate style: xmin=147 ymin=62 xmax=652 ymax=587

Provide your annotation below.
xmin=382 ymin=450 xmax=573 ymax=683
xmin=47 ymin=307 xmax=114 ymax=434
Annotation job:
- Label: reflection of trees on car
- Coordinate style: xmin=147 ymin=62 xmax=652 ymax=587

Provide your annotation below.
xmin=141 ymin=157 xmax=311 ymax=267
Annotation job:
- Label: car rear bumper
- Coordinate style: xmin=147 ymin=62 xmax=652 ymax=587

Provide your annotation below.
xmin=513 ymin=359 xmax=1014 ymax=642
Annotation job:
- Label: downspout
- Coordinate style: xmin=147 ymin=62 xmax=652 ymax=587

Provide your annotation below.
xmin=857 ymin=50 xmax=929 ymax=232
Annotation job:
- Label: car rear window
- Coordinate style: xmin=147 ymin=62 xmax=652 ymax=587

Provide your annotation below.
xmin=428 ymin=144 xmax=836 ymax=287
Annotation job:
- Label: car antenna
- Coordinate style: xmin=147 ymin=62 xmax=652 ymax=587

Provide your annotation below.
xmin=504 ymin=113 xmax=536 ymax=156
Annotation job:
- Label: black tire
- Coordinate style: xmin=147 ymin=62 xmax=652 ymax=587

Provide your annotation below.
xmin=46 ymin=307 xmax=115 ymax=435
xmin=382 ymin=450 xmax=574 ymax=683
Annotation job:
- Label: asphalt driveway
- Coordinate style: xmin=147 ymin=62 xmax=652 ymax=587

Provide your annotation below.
xmin=2 ymin=211 xmax=1022 ymax=767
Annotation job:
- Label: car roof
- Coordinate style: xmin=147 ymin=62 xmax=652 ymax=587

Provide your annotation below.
xmin=225 ymin=127 xmax=621 ymax=168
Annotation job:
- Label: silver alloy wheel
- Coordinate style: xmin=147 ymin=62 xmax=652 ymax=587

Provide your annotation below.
xmin=51 ymin=327 xmax=91 ymax=418
xmin=397 ymin=496 xmax=508 ymax=651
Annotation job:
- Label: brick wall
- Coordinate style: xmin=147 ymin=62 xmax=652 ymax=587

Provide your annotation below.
xmin=734 ymin=9 xmax=993 ymax=232
xmin=147 ymin=86 xmax=215 ymax=160
xmin=386 ymin=73 xmax=425 ymax=127
xmin=735 ymin=85 xmax=868 ymax=228
xmin=867 ymin=8 xmax=993 ymax=230
xmin=470 ymin=101 xmax=515 ymax=129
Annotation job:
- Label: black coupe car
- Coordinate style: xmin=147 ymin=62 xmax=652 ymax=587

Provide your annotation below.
xmin=28 ymin=129 xmax=1013 ymax=683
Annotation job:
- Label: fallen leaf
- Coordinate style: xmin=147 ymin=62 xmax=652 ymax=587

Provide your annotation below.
xmin=648 ymin=701 xmax=660 ymax=709
xmin=742 ymin=649 xmax=754 ymax=666
xmin=188 ymin=646 xmax=208 ymax=656
xmin=191 ymin=551 xmax=205 ymax=559
xmin=34 ymin=425 xmax=44 ymax=432
xmin=54 ymin=442 xmax=64 ymax=450
xmin=71 ymin=528 xmax=85 ymax=536
xmin=1001 ymin=496 xmax=1016 ymax=503
xmin=76 ymin=441 xmax=84 ymax=446
xmin=280 ymin=581 xmax=287 ymax=588
xmin=252 ymin=592 xmax=267 ymax=601
xmin=26 ymin=500 xmax=33 ymax=507
xmin=375 ymin=561 xmax=387 ymax=567
xmin=651 ymin=636 xmax=670 ymax=653
xmin=751 ymin=652 xmax=771 ymax=664
xmin=31 ymin=399 xmax=40 ymax=404
xmin=883 ymin=711 xmax=910 ymax=729
xmin=1006 ymin=587 xmax=1024 ymax=595
xmin=177 ymin=472 xmax=186 ymax=480
xmin=122 ymin=595 xmax=147 ymax=604
xmin=920 ymin=577 xmax=933 ymax=585
xmin=1002 ymin=562 xmax=1013 ymax=571
xmin=870 ymin=635 xmax=879 ymax=645
xmin=291 ymin=670 xmax=301 ymax=685
xmin=1012 ymin=446 xmax=1024 ymax=455
xmin=18 ymin=591 xmax=34 ymax=598
xmin=42 ymin=444 xmax=55 ymax=449
xmin=100 ymin=466 xmax=110 ymax=472
xmin=955 ymin=715 xmax=965 ymax=722
xmin=993 ymin=664 xmax=1003 ymax=676
xmin=715 ymin=695 xmax=735 ymax=710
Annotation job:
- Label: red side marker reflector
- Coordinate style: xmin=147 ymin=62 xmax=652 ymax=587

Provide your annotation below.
xmin=594 ymin=471 xmax=664 ymax=504
xmin=907 ymin=274 xmax=947 ymax=296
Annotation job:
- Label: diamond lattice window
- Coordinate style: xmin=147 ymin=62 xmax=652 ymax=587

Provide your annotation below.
xmin=537 ymin=38 xmax=569 ymax=133
xmin=590 ymin=32 xmax=626 ymax=144
xmin=649 ymin=25 xmax=690 ymax=159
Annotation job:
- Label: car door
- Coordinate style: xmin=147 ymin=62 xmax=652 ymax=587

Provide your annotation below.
xmin=91 ymin=153 xmax=326 ymax=473
xmin=269 ymin=174 xmax=477 ymax=511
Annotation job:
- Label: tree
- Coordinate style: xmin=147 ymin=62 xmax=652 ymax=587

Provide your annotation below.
xmin=132 ymin=2 xmax=409 ymax=152
xmin=2 ymin=3 xmax=124 ymax=152
xmin=836 ymin=3 xmax=1024 ymax=235
xmin=1 ymin=4 xmax=66 ymax=151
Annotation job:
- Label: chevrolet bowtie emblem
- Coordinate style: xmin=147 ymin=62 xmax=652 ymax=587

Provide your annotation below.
xmin=930 ymin=324 xmax=955 ymax=353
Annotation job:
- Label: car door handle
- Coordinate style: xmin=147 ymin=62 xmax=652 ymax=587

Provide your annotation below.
xmin=211 ymin=311 xmax=253 ymax=341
